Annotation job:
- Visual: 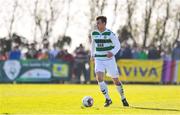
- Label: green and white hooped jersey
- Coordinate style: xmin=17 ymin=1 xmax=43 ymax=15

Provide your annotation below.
xmin=91 ymin=29 xmax=120 ymax=60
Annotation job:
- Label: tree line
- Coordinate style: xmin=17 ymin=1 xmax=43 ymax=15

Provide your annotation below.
xmin=0 ymin=0 xmax=179 ymax=51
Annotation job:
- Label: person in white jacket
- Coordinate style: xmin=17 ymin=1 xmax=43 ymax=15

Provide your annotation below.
xmin=90 ymin=16 xmax=129 ymax=107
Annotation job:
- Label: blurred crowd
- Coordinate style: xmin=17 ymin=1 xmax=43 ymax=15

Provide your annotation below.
xmin=0 ymin=41 xmax=90 ymax=84
xmin=1 ymin=40 xmax=180 ymax=62
xmin=115 ymin=42 xmax=180 ymax=61
xmin=0 ymin=40 xmax=180 ymax=83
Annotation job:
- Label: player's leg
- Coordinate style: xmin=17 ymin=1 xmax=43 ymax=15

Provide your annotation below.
xmin=112 ymin=78 xmax=129 ymax=106
xmin=95 ymin=59 xmax=112 ymax=107
xmin=106 ymin=57 xmax=129 ymax=106
xmin=96 ymin=72 xmax=112 ymax=107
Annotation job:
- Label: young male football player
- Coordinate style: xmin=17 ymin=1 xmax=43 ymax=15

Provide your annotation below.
xmin=90 ymin=16 xmax=129 ymax=107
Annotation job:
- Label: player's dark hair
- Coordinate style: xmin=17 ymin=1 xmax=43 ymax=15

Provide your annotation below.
xmin=96 ymin=16 xmax=107 ymax=24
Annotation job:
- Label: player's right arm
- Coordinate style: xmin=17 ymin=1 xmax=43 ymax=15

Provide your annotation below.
xmin=90 ymin=35 xmax=95 ymax=61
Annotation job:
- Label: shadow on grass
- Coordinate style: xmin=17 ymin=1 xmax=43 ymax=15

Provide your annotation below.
xmin=130 ymin=105 xmax=180 ymax=112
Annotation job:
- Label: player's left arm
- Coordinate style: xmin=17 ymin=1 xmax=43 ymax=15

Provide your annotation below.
xmin=110 ymin=32 xmax=121 ymax=56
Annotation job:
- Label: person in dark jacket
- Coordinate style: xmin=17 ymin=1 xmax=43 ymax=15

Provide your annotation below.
xmin=172 ymin=41 xmax=180 ymax=60
xmin=148 ymin=45 xmax=160 ymax=59
xmin=74 ymin=44 xmax=89 ymax=83
xmin=122 ymin=43 xmax=132 ymax=59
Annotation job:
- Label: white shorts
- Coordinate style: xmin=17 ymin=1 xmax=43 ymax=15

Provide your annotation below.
xmin=94 ymin=57 xmax=119 ymax=78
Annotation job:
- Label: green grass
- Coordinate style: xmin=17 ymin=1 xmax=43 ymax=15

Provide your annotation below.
xmin=0 ymin=84 xmax=180 ymax=115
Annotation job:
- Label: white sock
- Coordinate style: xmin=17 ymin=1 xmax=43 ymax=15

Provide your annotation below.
xmin=98 ymin=81 xmax=111 ymax=100
xmin=116 ymin=83 xmax=125 ymax=100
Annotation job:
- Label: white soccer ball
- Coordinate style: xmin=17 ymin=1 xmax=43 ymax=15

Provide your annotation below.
xmin=82 ymin=96 xmax=94 ymax=107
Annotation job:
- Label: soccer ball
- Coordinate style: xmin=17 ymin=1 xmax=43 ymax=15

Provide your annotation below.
xmin=82 ymin=96 xmax=94 ymax=107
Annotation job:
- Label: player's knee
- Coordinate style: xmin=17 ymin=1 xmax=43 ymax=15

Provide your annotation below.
xmin=96 ymin=75 xmax=103 ymax=82
xmin=113 ymin=79 xmax=121 ymax=85
xmin=96 ymin=77 xmax=103 ymax=82
xmin=96 ymin=72 xmax=104 ymax=82
xmin=114 ymin=81 xmax=119 ymax=85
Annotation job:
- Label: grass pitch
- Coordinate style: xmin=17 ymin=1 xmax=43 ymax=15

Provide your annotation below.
xmin=0 ymin=84 xmax=180 ymax=115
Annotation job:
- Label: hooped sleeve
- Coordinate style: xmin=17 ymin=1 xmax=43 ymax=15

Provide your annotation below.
xmin=90 ymin=34 xmax=95 ymax=58
xmin=110 ymin=32 xmax=121 ymax=55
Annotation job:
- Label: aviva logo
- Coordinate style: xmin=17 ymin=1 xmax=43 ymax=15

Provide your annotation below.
xmin=118 ymin=66 xmax=158 ymax=77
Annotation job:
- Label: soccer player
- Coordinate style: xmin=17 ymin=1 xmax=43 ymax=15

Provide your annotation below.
xmin=90 ymin=16 xmax=129 ymax=107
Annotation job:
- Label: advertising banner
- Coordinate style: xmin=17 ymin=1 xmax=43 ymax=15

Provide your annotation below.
xmin=52 ymin=61 xmax=70 ymax=80
xmin=0 ymin=60 xmax=21 ymax=82
xmin=16 ymin=60 xmax=51 ymax=82
xmin=162 ymin=60 xmax=176 ymax=83
xmin=0 ymin=60 xmax=71 ymax=83
xmin=117 ymin=60 xmax=163 ymax=82
xmin=0 ymin=61 xmax=3 ymax=82
xmin=90 ymin=59 xmax=163 ymax=83
xmin=176 ymin=61 xmax=180 ymax=83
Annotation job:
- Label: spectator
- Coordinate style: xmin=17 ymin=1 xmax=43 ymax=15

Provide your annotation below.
xmin=26 ymin=43 xmax=38 ymax=59
xmin=161 ymin=45 xmax=172 ymax=60
xmin=121 ymin=43 xmax=132 ymax=59
xmin=21 ymin=43 xmax=29 ymax=60
xmin=49 ymin=44 xmax=60 ymax=60
xmin=132 ymin=45 xmax=139 ymax=59
xmin=137 ymin=47 xmax=148 ymax=60
xmin=9 ymin=45 xmax=21 ymax=60
xmin=61 ymin=49 xmax=74 ymax=63
xmin=161 ymin=49 xmax=171 ymax=60
xmin=115 ymin=49 xmax=123 ymax=60
xmin=0 ymin=50 xmax=8 ymax=60
xmin=62 ymin=49 xmax=75 ymax=81
xmin=148 ymin=45 xmax=160 ymax=59
xmin=172 ymin=42 xmax=180 ymax=60
xmin=37 ymin=49 xmax=49 ymax=60
xmin=74 ymin=44 xmax=89 ymax=83
xmin=56 ymin=50 xmax=64 ymax=60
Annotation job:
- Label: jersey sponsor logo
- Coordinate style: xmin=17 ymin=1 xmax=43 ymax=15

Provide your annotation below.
xmin=94 ymin=39 xmax=112 ymax=43
xmin=97 ymin=43 xmax=104 ymax=48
